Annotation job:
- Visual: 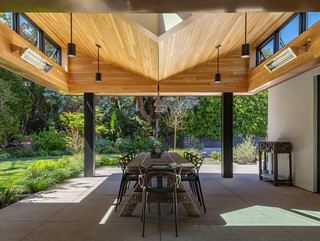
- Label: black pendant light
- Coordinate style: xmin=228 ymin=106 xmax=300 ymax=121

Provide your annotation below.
xmin=96 ymin=44 xmax=101 ymax=82
xmin=241 ymin=13 xmax=250 ymax=58
xmin=67 ymin=13 xmax=76 ymax=57
xmin=215 ymin=45 xmax=221 ymax=83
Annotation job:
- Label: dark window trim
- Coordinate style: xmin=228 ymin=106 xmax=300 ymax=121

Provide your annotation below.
xmin=256 ymin=12 xmax=314 ymax=66
xmin=256 ymin=34 xmax=275 ymax=65
xmin=4 ymin=12 xmax=61 ymax=66
xmin=44 ymin=34 xmax=61 ymax=65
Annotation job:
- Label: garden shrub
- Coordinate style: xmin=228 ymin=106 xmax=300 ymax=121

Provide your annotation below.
xmin=114 ymin=137 xmax=132 ymax=152
xmin=210 ymin=151 xmax=221 ymax=161
xmin=0 ymin=151 xmax=10 ymax=159
xmin=47 ymin=150 xmax=63 ymax=156
xmin=0 ymin=187 xmax=18 ymax=208
xmin=233 ymin=136 xmax=258 ymax=164
xmin=105 ymin=146 xmax=121 ymax=154
xmin=170 ymin=148 xmax=200 ymax=158
xmin=24 ymin=155 xmax=84 ymax=193
xmin=32 ymin=128 xmax=67 ymax=152
xmin=96 ymin=138 xmax=114 ymax=154
xmin=98 ymin=156 xmax=118 ymax=166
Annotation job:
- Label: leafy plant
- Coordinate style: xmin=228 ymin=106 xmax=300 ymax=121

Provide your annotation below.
xmin=96 ymin=138 xmax=114 ymax=154
xmin=98 ymin=156 xmax=118 ymax=166
xmin=32 ymin=128 xmax=67 ymax=152
xmin=0 ymin=187 xmax=18 ymax=208
xmin=23 ymin=155 xmax=84 ymax=193
xmin=210 ymin=151 xmax=221 ymax=161
xmin=233 ymin=136 xmax=258 ymax=164
xmin=0 ymin=151 xmax=10 ymax=159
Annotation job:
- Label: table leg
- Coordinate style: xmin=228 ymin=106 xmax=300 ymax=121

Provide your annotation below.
xmin=273 ymin=152 xmax=278 ymax=186
xmin=259 ymin=150 xmax=262 ymax=180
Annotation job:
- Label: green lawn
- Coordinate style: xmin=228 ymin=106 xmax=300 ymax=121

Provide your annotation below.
xmin=203 ymin=158 xmax=221 ymax=165
xmin=0 ymin=154 xmax=122 ymax=191
xmin=0 ymin=156 xmax=58 ymax=190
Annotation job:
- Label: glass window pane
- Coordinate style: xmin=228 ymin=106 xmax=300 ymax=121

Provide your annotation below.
xmin=44 ymin=37 xmax=58 ymax=63
xmin=279 ymin=15 xmax=299 ymax=49
xmin=19 ymin=15 xmax=39 ymax=49
xmin=0 ymin=13 xmax=12 ymax=28
xmin=307 ymin=12 xmax=320 ymax=29
xmin=259 ymin=39 xmax=274 ymax=63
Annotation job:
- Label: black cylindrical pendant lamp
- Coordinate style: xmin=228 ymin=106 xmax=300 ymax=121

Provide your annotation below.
xmin=67 ymin=43 xmax=76 ymax=57
xmin=96 ymin=72 xmax=102 ymax=82
xmin=241 ymin=13 xmax=250 ymax=58
xmin=96 ymin=44 xmax=101 ymax=82
xmin=215 ymin=45 xmax=221 ymax=83
xmin=67 ymin=13 xmax=76 ymax=57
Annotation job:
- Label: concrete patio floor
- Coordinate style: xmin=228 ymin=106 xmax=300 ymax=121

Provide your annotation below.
xmin=1 ymin=164 xmax=320 ymax=241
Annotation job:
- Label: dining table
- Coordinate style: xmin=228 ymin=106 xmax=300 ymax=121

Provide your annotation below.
xmin=119 ymin=152 xmax=201 ymax=217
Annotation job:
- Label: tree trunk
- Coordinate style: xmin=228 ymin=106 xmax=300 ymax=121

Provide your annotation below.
xmin=174 ymin=124 xmax=177 ymax=150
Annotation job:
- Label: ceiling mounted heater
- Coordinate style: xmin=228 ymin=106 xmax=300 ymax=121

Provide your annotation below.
xmin=264 ymin=47 xmax=298 ymax=73
xmin=12 ymin=44 xmax=53 ymax=73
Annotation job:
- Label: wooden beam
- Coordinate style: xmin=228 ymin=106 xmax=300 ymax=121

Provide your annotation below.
xmin=68 ymin=52 xmax=157 ymax=95
xmin=0 ymin=22 xmax=68 ymax=93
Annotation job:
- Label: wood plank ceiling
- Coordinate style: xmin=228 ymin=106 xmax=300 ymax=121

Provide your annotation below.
xmin=3 ymin=11 xmax=311 ymax=95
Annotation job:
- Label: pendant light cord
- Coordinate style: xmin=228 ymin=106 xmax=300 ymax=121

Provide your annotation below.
xmin=158 ymin=44 xmax=160 ymax=97
xmin=98 ymin=47 xmax=99 ymax=73
xmin=96 ymin=44 xmax=101 ymax=73
xmin=70 ymin=13 xmax=73 ymax=44
xmin=245 ymin=13 xmax=247 ymax=44
xmin=217 ymin=47 xmax=219 ymax=73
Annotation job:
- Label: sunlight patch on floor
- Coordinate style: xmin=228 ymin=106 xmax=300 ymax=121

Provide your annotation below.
xmin=221 ymin=205 xmax=320 ymax=226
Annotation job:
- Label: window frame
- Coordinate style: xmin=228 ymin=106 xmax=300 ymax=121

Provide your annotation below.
xmin=44 ymin=34 xmax=61 ymax=65
xmin=256 ymin=34 xmax=275 ymax=65
xmin=0 ymin=12 xmax=61 ymax=66
xmin=256 ymin=12 xmax=310 ymax=66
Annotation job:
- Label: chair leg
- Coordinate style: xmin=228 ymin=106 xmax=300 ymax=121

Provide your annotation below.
xmin=194 ymin=180 xmax=202 ymax=205
xmin=197 ymin=178 xmax=206 ymax=213
xmin=142 ymin=191 xmax=148 ymax=237
xmin=174 ymin=188 xmax=178 ymax=237
xmin=115 ymin=177 xmax=125 ymax=212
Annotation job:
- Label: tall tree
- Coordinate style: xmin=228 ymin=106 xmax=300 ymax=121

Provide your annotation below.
xmin=162 ymin=97 xmax=200 ymax=150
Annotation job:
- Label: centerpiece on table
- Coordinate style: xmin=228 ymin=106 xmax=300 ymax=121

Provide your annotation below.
xmin=151 ymin=147 xmax=162 ymax=158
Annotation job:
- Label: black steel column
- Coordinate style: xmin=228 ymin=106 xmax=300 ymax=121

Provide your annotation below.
xmin=221 ymin=93 xmax=233 ymax=178
xmin=84 ymin=93 xmax=95 ymax=177
xmin=317 ymin=76 xmax=320 ymax=193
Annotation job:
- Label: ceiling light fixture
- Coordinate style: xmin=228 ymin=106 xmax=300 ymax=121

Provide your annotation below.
xmin=241 ymin=13 xmax=250 ymax=58
xmin=215 ymin=45 xmax=221 ymax=83
xmin=67 ymin=13 xmax=76 ymax=57
xmin=96 ymin=44 xmax=102 ymax=82
xmin=11 ymin=44 xmax=53 ymax=73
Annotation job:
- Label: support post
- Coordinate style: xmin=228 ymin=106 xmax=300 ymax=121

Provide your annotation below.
xmin=84 ymin=93 xmax=95 ymax=177
xmin=221 ymin=93 xmax=233 ymax=178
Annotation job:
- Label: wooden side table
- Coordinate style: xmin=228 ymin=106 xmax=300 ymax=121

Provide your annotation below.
xmin=258 ymin=141 xmax=293 ymax=186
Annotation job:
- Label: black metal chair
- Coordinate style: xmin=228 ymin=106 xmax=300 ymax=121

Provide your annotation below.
xmin=115 ymin=153 xmax=138 ymax=212
xmin=139 ymin=163 xmax=182 ymax=237
xmin=182 ymin=152 xmax=206 ymax=213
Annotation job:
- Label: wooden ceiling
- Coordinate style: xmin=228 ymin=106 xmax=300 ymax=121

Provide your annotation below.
xmin=1 ymin=11 xmax=320 ymax=96
xmin=27 ymin=12 xmax=289 ymax=81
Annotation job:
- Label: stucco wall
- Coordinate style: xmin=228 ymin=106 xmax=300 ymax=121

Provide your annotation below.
xmin=268 ymin=67 xmax=320 ymax=192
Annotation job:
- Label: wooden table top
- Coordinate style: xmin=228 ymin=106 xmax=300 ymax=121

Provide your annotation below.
xmin=127 ymin=152 xmax=195 ymax=175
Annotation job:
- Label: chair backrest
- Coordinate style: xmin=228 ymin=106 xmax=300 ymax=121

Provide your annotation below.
xmin=117 ymin=153 xmax=134 ymax=173
xmin=139 ymin=163 xmax=182 ymax=190
xmin=183 ymin=152 xmax=204 ymax=173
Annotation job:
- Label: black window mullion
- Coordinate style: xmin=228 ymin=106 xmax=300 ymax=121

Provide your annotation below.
xmin=12 ymin=13 xmax=19 ymax=34
xmin=274 ymin=32 xmax=279 ymax=52
xmin=39 ymin=30 xmax=44 ymax=52
xmin=300 ymin=12 xmax=307 ymax=33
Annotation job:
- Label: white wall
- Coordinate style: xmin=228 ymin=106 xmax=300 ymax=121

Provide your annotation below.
xmin=268 ymin=66 xmax=320 ymax=192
